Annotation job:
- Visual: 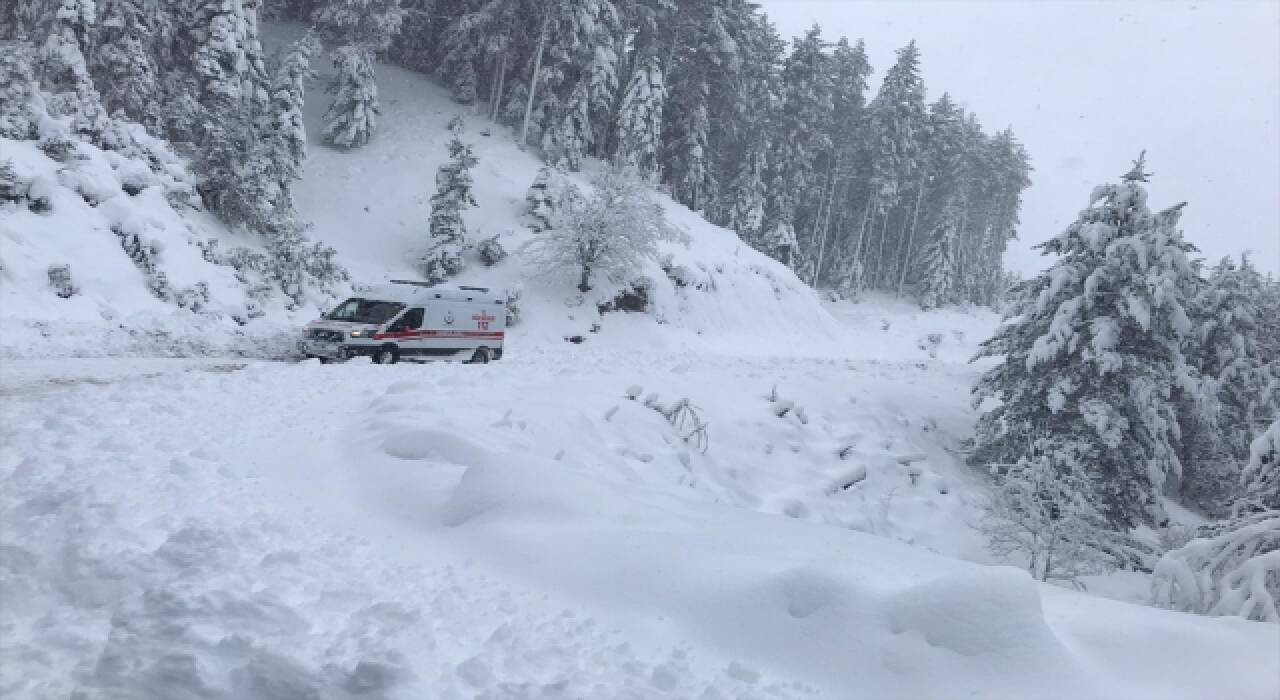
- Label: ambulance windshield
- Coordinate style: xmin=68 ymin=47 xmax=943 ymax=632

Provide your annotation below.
xmin=324 ymin=298 xmax=405 ymax=324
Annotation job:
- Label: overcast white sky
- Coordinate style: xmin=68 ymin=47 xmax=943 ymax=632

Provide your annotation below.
xmin=759 ymin=0 xmax=1280 ymax=276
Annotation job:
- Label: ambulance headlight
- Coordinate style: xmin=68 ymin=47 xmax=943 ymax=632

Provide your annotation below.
xmin=350 ymin=329 xmax=368 ymax=338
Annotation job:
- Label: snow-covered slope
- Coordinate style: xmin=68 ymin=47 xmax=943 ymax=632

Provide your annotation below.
xmin=1 ymin=27 xmax=845 ymax=360
xmin=292 ymin=41 xmax=845 ymax=357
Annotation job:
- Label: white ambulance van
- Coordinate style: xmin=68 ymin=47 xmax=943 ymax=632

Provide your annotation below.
xmin=301 ymin=281 xmax=507 ymax=364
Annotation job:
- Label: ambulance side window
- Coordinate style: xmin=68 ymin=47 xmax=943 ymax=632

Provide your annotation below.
xmin=391 ymin=308 xmax=424 ymax=331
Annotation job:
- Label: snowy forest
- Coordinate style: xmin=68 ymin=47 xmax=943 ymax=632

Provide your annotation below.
xmin=2 ymin=1 xmax=1280 ymax=694
xmin=3 ymin=0 xmax=1030 ymax=308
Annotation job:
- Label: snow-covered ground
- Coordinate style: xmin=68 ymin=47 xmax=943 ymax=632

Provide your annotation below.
xmin=3 ymin=303 xmax=1277 ymax=698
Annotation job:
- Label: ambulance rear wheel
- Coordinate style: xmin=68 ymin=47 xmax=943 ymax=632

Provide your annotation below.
xmin=470 ymin=346 xmax=491 ymax=364
xmin=374 ymin=345 xmax=399 ymax=365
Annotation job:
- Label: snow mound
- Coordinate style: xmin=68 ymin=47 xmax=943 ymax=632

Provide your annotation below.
xmin=887 ymin=566 xmax=1061 ymax=657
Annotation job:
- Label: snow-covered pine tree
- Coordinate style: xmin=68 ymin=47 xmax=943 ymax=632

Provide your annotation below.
xmin=527 ymin=165 xmax=669 ymax=293
xmin=1154 ymin=422 xmax=1280 ymax=623
xmin=661 ymin=0 xmax=745 ymax=214
xmin=969 ymin=128 xmax=1032 ymax=305
xmin=524 ymin=165 xmax=564 ymax=232
xmin=1176 ymin=255 xmax=1278 ymax=512
xmin=323 ymin=44 xmax=378 ymax=148
xmin=420 ymin=117 xmax=478 ymax=283
xmin=705 ymin=5 xmax=782 ymax=230
xmin=386 ymin=0 xmax=435 ymax=72
xmin=434 ymin=2 xmax=486 ymax=103
xmin=0 ymin=41 xmax=39 ymax=140
xmin=668 ymin=93 xmax=711 ymax=211
xmin=1240 ymin=419 xmax=1280 ymax=514
xmin=313 ymin=0 xmax=402 ymax=148
xmin=194 ymin=117 xmax=292 ymax=234
xmin=1196 ymin=257 xmax=1276 ymax=454
xmin=187 ymin=0 xmax=270 ymax=123
xmin=263 ymin=31 xmax=320 ymax=200
xmin=536 ymin=0 xmax=622 ymax=161
xmin=763 ymin=25 xmax=832 ymax=270
xmin=809 ymin=36 xmax=871 ymax=287
xmin=723 ymin=139 xmax=767 ymax=243
xmin=36 ymin=0 xmax=111 ymax=144
xmin=916 ymin=198 xmax=960 ymax=310
xmin=860 ymin=41 xmax=925 ymax=289
xmin=91 ymin=0 xmax=169 ymax=124
xmin=542 ymin=78 xmax=589 ymax=169
xmin=1152 ymin=506 xmax=1280 ymax=623
xmin=970 ymin=154 xmax=1200 ymax=529
xmin=914 ymin=94 xmax=969 ymax=308
xmin=312 ymin=0 xmax=404 ymax=50
xmin=176 ymin=0 xmax=282 ymax=232
xmin=586 ymin=15 xmax=620 ymax=156
xmin=759 ymin=220 xmax=799 ymax=269
xmin=614 ymin=54 xmax=665 ymax=179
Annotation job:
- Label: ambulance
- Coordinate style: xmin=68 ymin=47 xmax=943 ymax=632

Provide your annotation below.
xmin=301 ymin=281 xmax=507 ymax=364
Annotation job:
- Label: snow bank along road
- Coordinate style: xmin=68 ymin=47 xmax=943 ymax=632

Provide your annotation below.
xmin=2 ymin=350 xmax=1276 ymax=699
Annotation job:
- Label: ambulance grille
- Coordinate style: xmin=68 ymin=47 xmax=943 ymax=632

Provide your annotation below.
xmin=308 ymin=329 xmax=345 ymax=342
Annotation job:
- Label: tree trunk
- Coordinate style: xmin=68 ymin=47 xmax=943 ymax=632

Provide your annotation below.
xmin=519 ymin=12 xmax=550 ymax=149
xmin=810 ymin=160 xmax=837 ymax=286
xmin=490 ymin=45 xmax=508 ymax=121
xmin=853 ymin=191 xmax=875 ymax=279
xmin=896 ymin=177 xmax=927 ymax=297
xmin=871 ymin=212 xmax=891 ymax=290
xmin=888 ymin=202 xmax=913 ymax=290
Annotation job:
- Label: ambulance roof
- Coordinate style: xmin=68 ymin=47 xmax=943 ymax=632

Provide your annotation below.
xmin=360 ymin=282 xmax=504 ymax=305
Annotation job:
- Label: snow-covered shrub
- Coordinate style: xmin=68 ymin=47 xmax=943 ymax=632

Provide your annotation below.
xmin=597 ymin=277 xmax=652 ymax=314
xmin=47 ymin=264 xmax=78 ymax=298
xmin=25 ymin=174 xmax=54 ymax=212
xmin=1152 ymin=511 xmax=1280 ymax=623
xmin=978 ymin=439 xmax=1114 ymax=586
xmin=175 ymin=281 xmax=211 ymax=313
xmin=503 ymin=286 xmax=522 ymax=327
xmin=115 ymin=227 xmax=173 ymax=301
xmin=477 ymin=234 xmax=507 ymax=266
xmin=527 ymin=166 xmax=672 ymax=293
xmin=1239 ymin=420 xmax=1280 ymax=514
xmin=38 ymin=134 xmax=78 ymax=162
xmin=634 ymin=389 xmax=709 ymax=453
xmin=662 ymin=397 xmax=709 ymax=454
xmin=198 ymin=231 xmax=346 ymax=313
xmin=0 ymin=159 xmax=26 ymax=204
xmin=917 ymin=332 xmax=944 ymax=358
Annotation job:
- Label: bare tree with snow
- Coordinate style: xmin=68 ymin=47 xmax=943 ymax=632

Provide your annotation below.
xmin=978 ymin=437 xmax=1114 ymax=586
xmin=527 ymin=166 xmax=672 ymax=293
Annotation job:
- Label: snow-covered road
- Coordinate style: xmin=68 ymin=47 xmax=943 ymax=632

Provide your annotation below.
xmin=2 ymin=350 xmax=1276 ymax=699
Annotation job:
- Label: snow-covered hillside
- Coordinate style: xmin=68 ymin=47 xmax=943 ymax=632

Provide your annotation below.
xmin=1 ymin=27 xmax=842 ymax=361
xmin=3 ymin=23 xmax=1278 ymax=700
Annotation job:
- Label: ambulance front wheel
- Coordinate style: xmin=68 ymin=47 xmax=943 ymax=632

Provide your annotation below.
xmin=470 ymin=346 xmax=491 ymax=364
xmin=374 ymin=345 xmax=399 ymax=365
